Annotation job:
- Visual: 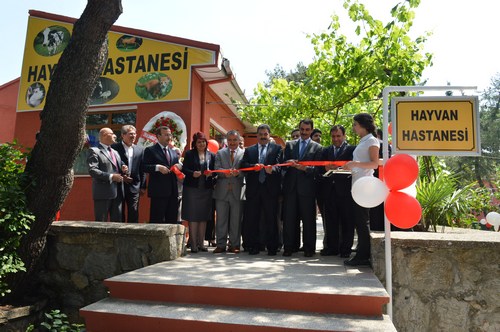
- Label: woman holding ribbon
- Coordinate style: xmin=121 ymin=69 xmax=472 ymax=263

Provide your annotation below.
xmin=181 ymin=132 xmax=216 ymax=253
xmin=342 ymin=113 xmax=380 ymax=266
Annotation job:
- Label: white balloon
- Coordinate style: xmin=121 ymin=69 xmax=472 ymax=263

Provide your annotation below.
xmin=351 ymin=176 xmax=389 ymax=208
xmin=400 ymin=180 xmax=417 ymax=198
xmin=485 ymin=212 xmax=500 ymax=231
xmin=479 ymin=218 xmax=487 ymax=225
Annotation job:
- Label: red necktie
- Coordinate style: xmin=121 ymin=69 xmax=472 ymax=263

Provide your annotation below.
xmin=230 ymin=150 xmax=235 ymax=164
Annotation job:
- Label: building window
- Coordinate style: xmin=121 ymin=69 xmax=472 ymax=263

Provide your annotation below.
xmin=74 ymin=110 xmax=136 ymax=175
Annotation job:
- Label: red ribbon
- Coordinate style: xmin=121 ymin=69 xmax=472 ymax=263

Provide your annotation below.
xmin=171 ymin=164 xmax=185 ymax=180
xmin=203 ymin=160 xmax=348 ymax=175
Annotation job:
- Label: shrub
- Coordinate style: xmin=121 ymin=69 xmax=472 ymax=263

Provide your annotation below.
xmin=0 ymin=142 xmax=35 ymax=297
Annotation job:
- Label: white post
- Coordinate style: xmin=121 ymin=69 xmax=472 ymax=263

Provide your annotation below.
xmin=381 ymin=85 xmax=477 ymax=320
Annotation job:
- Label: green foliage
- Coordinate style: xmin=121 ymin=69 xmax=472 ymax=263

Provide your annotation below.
xmin=238 ymin=0 xmax=432 ymax=142
xmin=0 ymin=142 xmax=35 ymax=297
xmin=26 ymin=310 xmax=84 ymax=332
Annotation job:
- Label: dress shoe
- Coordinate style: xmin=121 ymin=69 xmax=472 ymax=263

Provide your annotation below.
xmin=299 ymin=246 xmax=304 ymax=252
xmin=282 ymin=250 xmax=292 ymax=257
xmin=213 ymin=247 xmax=226 ymax=254
xmin=320 ymin=249 xmax=338 ymax=256
xmin=344 ymin=257 xmax=370 ymax=267
xmin=340 ymin=253 xmax=351 ymax=258
xmin=249 ymin=248 xmax=260 ymax=255
xmin=268 ymin=250 xmax=277 ymax=256
xmin=191 ymin=248 xmax=198 ymax=253
xmin=228 ymin=247 xmax=240 ymax=254
xmin=304 ymin=251 xmax=315 ymax=257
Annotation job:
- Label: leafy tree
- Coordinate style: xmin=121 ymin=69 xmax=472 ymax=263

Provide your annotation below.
xmin=3 ymin=0 xmax=123 ymax=303
xmin=239 ymin=0 xmax=432 ymax=143
xmin=264 ymin=62 xmax=308 ymax=88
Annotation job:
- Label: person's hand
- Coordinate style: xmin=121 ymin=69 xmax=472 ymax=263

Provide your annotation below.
xmin=264 ymin=165 xmax=273 ymax=174
xmin=193 ymin=170 xmax=202 ymax=178
xmin=111 ymin=173 xmax=123 ymax=182
xmin=123 ymin=175 xmax=133 ymax=184
xmin=121 ymin=165 xmax=129 ymax=174
xmin=158 ymin=165 xmax=170 ymax=174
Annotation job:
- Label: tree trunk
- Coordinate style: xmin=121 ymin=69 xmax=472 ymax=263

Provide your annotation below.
xmin=5 ymin=0 xmax=122 ymax=303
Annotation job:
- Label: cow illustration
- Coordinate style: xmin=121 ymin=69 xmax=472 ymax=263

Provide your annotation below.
xmin=42 ymin=27 xmax=65 ymax=55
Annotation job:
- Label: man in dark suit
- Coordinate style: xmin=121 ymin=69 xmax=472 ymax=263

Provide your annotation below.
xmin=281 ymin=119 xmax=322 ymax=257
xmin=240 ymin=124 xmax=282 ymax=256
xmin=87 ymin=127 xmax=128 ymax=222
xmin=142 ymin=126 xmax=181 ymax=224
xmin=111 ymin=125 xmax=146 ymax=223
xmin=320 ymin=125 xmax=355 ymax=258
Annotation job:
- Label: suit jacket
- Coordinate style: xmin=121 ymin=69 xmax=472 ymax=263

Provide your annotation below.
xmin=240 ymin=142 xmax=282 ymax=198
xmin=213 ymin=147 xmax=244 ymax=201
xmin=182 ymin=149 xmax=216 ymax=189
xmin=281 ymin=139 xmax=323 ymax=197
xmin=143 ymin=143 xmax=179 ymax=198
xmin=111 ymin=142 xmax=146 ymax=193
xmin=320 ymin=143 xmax=355 ymax=197
xmin=87 ymin=144 xmax=125 ymax=200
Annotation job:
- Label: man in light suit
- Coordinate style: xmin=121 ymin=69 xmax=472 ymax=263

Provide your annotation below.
xmin=319 ymin=125 xmax=355 ymax=258
xmin=142 ymin=126 xmax=181 ymax=224
xmin=111 ymin=125 xmax=146 ymax=223
xmin=281 ymin=118 xmax=323 ymax=257
xmin=213 ymin=130 xmax=245 ymax=253
xmin=241 ymin=124 xmax=282 ymax=256
xmin=87 ymin=127 xmax=128 ymax=222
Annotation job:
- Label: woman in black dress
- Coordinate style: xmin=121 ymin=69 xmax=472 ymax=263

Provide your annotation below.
xmin=181 ymin=132 xmax=216 ymax=253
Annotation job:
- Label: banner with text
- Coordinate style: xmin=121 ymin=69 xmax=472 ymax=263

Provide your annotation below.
xmin=17 ymin=16 xmax=216 ymax=112
xmin=392 ymin=96 xmax=480 ymax=156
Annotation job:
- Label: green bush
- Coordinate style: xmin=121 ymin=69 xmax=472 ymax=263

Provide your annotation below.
xmin=26 ymin=309 xmax=84 ymax=332
xmin=0 ymin=142 xmax=35 ymax=297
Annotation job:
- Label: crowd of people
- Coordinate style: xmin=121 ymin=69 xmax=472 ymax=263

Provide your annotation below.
xmin=87 ymin=114 xmax=382 ymax=267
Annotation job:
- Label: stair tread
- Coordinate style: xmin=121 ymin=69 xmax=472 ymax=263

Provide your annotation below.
xmin=107 ymin=254 xmax=388 ymax=298
xmin=81 ymin=297 xmax=397 ymax=331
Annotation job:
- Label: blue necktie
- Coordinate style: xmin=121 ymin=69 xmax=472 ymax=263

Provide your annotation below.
xmin=299 ymin=140 xmax=307 ymax=159
xmin=259 ymin=145 xmax=266 ymax=183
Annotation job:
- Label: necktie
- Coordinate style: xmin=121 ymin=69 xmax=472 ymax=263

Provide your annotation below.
xmin=259 ymin=145 xmax=266 ymax=163
xmin=230 ymin=150 xmax=235 ymax=164
xmin=163 ymin=147 xmax=171 ymax=164
xmin=108 ymin=147 xmax=118 ymax=170
xmin=334 ymin=147 xmax=339 ymax=158
xmin=299 ymin=140 xmax=307 ymax=159
xmin=259 ymin=145 xmax=266 ymax=183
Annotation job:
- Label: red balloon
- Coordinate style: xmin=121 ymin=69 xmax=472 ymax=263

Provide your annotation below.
xmin=385 ymin=191 xmax=422 ymax=229
xmin=388 ymin=122 xmax=393 ymax=136
xmin=207 ymin=139 xmax=219 ymax=153
xmin=384 ymin=154 xmax=419 ymax=191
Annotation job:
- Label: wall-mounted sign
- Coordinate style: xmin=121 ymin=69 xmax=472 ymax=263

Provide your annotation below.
xmin=391 ymin=96 xmax=480 ymax=156
xmin=17 ymin=15 xmax=216 ymax=112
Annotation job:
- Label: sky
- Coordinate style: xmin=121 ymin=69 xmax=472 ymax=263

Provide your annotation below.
xmin=1 ymin=0 xmax=498 ymax=99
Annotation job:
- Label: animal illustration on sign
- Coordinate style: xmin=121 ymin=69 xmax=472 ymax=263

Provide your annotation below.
xmin=26 ymin=83 xmax=45 ymax=107
xmin=42 ymin=27 xmax=65 ymax=55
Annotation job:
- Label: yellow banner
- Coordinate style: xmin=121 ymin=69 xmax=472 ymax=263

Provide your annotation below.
xmin=17 ymin=16 xmax=216 ymax=112
xmin=392 ymin=97 xmax=480 ymax=156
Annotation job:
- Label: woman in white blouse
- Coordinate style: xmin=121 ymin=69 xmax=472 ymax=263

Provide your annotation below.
xmin=342 ymin=113 xmax=380 ymax=266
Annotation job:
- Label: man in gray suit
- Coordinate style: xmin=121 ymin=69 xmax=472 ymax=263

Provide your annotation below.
xmin=87 ymin=127 xmax=128 ymax=222
xmin=112 ymin=125 xmax=146 ymax=223
xmin=213 ymin=130 xmax=245 ymax=253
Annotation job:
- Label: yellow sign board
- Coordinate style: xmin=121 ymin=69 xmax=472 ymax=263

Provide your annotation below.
xmin=17 ymin=16 xmax=216 ymax=112
xmin=392 ymin=97 xmax=480 ymax=156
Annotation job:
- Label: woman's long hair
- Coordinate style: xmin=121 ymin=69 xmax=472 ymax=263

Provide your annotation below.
xmin=353 ymin=113 xmax=376 ymax=135
xmin=191 ymin=131 xmax=208 ymax=150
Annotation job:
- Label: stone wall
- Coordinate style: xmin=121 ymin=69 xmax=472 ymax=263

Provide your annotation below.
xmin=38 ymin=221 xmax=185 ymax=320
xmin=371 ymin=228 xmax=500 ymax=332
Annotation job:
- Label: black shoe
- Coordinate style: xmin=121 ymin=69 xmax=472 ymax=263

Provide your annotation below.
xmin=249 ymin=248 xmax=260 ymax=255
xmin=282 ymin=250 xmax=292 ymax=257
xmin=340 ymin=253 xmax=351 ymax=258
xmin=320 ymin=249 xmax=338 ymax=256
xmin=268 ymin=250 xmax=277 ymax=256
xmin=344 ymin=257 xmax=370 ymax=267
xmin=304 ymin=251 xmax=315 ymax=257
xmin=298 ymin=246 xmax=304 ymax=252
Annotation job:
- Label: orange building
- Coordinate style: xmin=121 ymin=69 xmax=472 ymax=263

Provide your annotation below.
xmin=0 ymin=10 xmax=263 ymax=222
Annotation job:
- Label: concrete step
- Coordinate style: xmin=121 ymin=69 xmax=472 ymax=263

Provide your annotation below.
xmin=81 ymin=297 xmax=397 ymax=332
xmin=101 ymin=254 xmax=389 ymax=316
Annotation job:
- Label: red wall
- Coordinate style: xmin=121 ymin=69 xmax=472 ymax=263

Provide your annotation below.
xmin=0 ymin=79 xmax=21 ymax=143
